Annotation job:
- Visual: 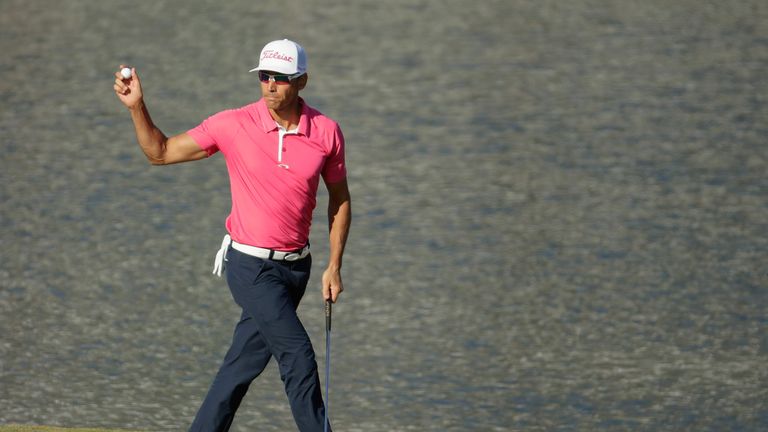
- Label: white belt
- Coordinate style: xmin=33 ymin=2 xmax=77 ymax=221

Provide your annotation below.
xmin=212 ymin=234 xmax=310 ymax=277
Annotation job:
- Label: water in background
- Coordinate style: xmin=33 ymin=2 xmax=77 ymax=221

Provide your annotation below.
xmin=1 ymin=1 xmax=767 ymax=431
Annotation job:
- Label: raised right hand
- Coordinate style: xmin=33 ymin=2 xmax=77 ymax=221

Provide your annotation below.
xmin=113 ymin=65 xmax=143 ymax=110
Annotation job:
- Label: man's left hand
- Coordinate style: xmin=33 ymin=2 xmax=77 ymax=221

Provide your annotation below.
xmin=321 ymin=267 xmax=344 ymax=303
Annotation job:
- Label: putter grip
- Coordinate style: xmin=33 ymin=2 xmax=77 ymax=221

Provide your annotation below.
xmin=325 ymin=301 xmax=332 ymax=332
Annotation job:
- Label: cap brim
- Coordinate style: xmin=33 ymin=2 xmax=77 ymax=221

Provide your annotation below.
xmin=248 ymin=67 xmax=306 ymax=76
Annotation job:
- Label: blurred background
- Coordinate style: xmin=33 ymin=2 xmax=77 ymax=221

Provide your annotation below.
xmin=1 ymin=1 xmax=766 ymax=431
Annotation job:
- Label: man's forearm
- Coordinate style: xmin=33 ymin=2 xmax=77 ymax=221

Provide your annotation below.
xmin=321 ymin=179 xmax=351 ymax=302
xmin=129 ymin=100 xmax=169 ymax=165
xmin=327 ymin=197 xmax=351 ymax=270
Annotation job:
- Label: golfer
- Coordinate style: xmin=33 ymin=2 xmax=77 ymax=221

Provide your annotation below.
xmin=113 ymin=39 xmax=350 ymax=432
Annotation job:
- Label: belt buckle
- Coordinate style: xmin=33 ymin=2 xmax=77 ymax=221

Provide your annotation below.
xmin=283 ymin=252 xmax=300 ymax=261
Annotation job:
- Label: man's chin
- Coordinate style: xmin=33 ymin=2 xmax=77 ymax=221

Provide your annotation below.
xmin=264 ymin=99 xmax=282 ymax=110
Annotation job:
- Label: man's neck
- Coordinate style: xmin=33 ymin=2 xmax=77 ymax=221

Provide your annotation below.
xmin=269 ymin=101 xmax=302 ymax=131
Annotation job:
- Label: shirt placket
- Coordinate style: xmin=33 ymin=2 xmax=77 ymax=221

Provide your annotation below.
xmin=277 ymin=125 xmax=298 ymax=167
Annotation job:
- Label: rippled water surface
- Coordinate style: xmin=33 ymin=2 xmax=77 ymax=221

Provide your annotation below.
xmin=1 ymin=1 xmax=767 ymax=431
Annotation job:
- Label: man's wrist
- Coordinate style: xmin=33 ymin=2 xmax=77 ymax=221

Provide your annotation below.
xmin=127 ymin=99 xmax=145 ymax=113
xmin=325 ymin=262 xmax=342 ymax=272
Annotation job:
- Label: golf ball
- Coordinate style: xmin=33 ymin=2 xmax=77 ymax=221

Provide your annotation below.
xmin=121 ymin=67 xmax=132 ymax=79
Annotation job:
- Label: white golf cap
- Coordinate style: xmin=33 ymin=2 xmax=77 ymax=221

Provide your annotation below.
xmin=249 ymin=39 xmax=307 ymax=75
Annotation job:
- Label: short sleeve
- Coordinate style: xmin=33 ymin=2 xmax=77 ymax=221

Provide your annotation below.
xmin=187 ymin=113 xmax=226 ymax=156
xmin=322 ymin=124 xmax=347 ymax=183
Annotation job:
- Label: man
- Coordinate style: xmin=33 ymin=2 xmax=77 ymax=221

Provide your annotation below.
xmin=113 ymin=39 xmax=350 ymax=432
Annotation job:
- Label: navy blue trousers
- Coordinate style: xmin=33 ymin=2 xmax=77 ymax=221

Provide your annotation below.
xmin=189 ymin=247 xmax=330 ymax=432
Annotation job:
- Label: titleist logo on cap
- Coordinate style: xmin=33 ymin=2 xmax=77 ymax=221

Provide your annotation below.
xmin=261 ymin=50 xmax=294 ymax=63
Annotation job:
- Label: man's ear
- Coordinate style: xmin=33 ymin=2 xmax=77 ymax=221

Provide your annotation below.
xmin=297 ymin=73 xmax=308 ymax=90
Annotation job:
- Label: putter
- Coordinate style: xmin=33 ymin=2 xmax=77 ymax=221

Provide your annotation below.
xmin=324 ymin=300 xmax=332 ymax=432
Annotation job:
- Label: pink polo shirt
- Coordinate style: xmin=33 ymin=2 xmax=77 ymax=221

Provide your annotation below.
xmin=187 ymin=98 xmax=346 ymax=251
